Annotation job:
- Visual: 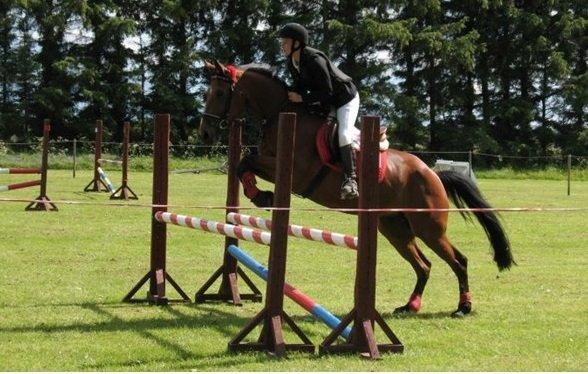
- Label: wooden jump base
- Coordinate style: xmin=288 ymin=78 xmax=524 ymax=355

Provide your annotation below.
xmin=84 ymin=120 xmax=137 ymax=200
xmin=227 ymin=212 xmax=358 ymax=250
xmin=0 ymin=119 xmax=57 ymax=211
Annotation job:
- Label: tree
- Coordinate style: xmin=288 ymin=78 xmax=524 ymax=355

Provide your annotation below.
xmin=0 ymin=1 xmax=19 ymax=139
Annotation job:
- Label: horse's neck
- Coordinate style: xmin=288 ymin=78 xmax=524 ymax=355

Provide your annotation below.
xmin=242 ymin=72 xmax=323 ymax=155
xmin=242 ymin=73 xmax=286 ymax=121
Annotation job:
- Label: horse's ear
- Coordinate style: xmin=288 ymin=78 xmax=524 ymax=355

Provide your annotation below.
xmin=213 ymin=59 xmax=227 ymax=75
xmin=204 ymin=60 xmax=215 ymax=71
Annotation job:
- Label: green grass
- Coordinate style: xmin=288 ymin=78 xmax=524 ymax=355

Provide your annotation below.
xmin=476 ymin=166 xmax=588 ymax=181
xmin=0 ymin=170 xmax=586 ymax=371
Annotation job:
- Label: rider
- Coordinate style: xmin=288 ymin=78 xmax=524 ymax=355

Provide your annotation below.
xmin=278 ymin=22 xmax=360 ymax=200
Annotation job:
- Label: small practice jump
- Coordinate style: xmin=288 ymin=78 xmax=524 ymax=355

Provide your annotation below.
xmin=84 ymin=120 xmax=138 ymax=200
xmin=0 ymin=119 xmax=57 ymax=211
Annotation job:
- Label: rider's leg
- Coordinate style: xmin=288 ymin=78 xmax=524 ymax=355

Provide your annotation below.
xmin=337 ymin=93 xmax=360 ymax=199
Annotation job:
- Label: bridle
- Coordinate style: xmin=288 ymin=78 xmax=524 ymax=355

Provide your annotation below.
xmin=202 ymin=67 xmax=290 ymax=132
xmin=201 ymin=74 xmax=235 ymax=130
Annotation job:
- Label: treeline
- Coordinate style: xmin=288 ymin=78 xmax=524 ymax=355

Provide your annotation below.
xmin=0 ymin=0 xmax=585 ymax=156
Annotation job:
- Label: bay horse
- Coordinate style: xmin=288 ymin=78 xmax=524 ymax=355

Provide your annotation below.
xmin=199 ymin=61 xmax=514 ymax=317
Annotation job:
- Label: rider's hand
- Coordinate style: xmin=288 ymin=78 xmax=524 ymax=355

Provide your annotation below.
xmin=288 ymin=92 xmax=303 ymax=103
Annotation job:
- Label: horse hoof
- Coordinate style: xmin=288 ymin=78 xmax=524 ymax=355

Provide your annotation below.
xmin=251 ymin=191 xmax=274 ymax=208
xmin=451 ymin=302 xmax=472 ymax=318
xmin=393 ymin=304 xmax=416 ymax=315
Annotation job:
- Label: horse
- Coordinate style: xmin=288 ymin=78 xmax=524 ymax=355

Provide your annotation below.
xmin=199 ymin=60 xmax=514 ymax=317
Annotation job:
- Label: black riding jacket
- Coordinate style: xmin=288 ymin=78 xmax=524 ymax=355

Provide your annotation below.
xmin=287 ymin=47 xmax=357 ymax=115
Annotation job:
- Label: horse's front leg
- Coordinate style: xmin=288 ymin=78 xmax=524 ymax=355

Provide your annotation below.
xmin=237 ymin=154 xmax=277 ymax=208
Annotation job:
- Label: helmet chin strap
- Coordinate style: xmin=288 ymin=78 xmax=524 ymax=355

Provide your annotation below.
xmin=288 ymin=40 xmax=303 ymax=59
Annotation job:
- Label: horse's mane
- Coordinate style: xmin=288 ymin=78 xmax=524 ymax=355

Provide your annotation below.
xmin=239 ymin=63 xmax=288 ymax=91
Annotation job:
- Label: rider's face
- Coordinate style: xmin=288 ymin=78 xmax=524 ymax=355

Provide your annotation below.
xmin=280 ymin=38 xmax=294 ymax=55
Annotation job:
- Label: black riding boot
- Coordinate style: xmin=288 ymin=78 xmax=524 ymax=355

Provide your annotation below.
xmin=340 ymin=144 xmax=359 ymax=199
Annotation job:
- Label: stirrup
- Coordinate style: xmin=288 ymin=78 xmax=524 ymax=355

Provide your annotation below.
xmin=340 ymin=177 xmax=358 ymax=200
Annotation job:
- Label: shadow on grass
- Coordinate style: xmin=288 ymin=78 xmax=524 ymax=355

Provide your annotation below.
xmin=0 ymin=301 xmax=251 ymax=359
xmin=1 ymin=300 xmax=347 ymax=370
xmin=382 ymin=310 xmax=478 ymax=320
xmin=80 ymin=349 xmax=319 ymax=371
xmin=72 ymin=191 xmax=101 ymax=199
xmin=1 ymin=300 xmax=409 ymax=370
xmin=0 ymin=300 xmax=133 ymax=309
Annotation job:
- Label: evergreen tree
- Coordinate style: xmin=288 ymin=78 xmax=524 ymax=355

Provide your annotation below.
xmin=27 ymin=0 xmax=78 ymax=137
xmin=0 ymin=1 xmax=18 ymax=139
xmin=13 ymin=8 xmax=39 ymax=140
xmin=0 ymin=0 xmax=584 ymax=157
xmin=76 ymin=0 xmax=136 ymax=140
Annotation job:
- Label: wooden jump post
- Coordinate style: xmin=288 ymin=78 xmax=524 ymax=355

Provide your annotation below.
xmin=194 ymin=119 xmax=262 ymax=305
xmin=84 ymin=120 xmax=137 ymax=199
xmin=25 ymin=120 xmax=58 ymax=211
xmin=0 ymin=119 xmax=57 ymax=211
xmin=319 ymin=116 xmax=403 ymax=358
xmin=84 ymin=120 xmax=108 ymax=192
xmin=110 ymin=121 xmax=138 ymax=200
xmin=228 ymin=112 xmax=314 ymax=356
xmin=123 ymin=114 xmax=190 ymax=304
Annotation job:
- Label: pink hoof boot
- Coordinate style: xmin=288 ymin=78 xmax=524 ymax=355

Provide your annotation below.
xmin=393 ymin=293 xmax=422 ymax=314
xmin=452 ymin=292 xmax=472 ymax=318
xmin=408 ymin=293 xmax=422 ymax=312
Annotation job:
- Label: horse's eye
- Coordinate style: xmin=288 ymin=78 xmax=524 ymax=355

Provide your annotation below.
xmin=216 ymin=91 xmax=224 ymax=98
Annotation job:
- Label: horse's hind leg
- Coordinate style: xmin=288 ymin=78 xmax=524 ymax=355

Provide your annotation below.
xmin=379 ymin=214 xmax=432 ymax=314
xmin=419 ymin=233 xmax=471 ymax=317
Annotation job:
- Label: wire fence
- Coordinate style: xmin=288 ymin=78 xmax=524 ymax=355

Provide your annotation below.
xmin=0 ymin=139 xmax=261 ymax=158
xmin=1 ymin=139 xmax=587 ymax=197
xmin=1 ymin=139 xmax=586 ymax=162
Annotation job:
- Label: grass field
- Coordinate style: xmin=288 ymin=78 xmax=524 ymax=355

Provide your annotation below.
xmin=0 ymin=169 xmax=586 ymax=371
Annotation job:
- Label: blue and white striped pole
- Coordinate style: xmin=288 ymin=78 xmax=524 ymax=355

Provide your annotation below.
xmin=97 ymin=166 xmax=115 ymax=193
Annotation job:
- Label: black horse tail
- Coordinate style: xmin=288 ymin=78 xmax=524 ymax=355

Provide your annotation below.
xmin=436 ymin=170 xmax=515 ymax=271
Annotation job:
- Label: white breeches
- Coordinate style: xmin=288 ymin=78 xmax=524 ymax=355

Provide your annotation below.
xmin=336 ymin=92 xmax=360 ymax=147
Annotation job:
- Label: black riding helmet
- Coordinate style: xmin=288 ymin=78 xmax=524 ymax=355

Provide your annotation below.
xmin=279 ymin=23 xmax=308 ymax=53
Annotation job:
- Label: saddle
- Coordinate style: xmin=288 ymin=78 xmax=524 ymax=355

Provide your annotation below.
xmin=300 ymin=120 xmax=389 ymax=198
xmin=315 ymin=120 xmax=389 ymax=182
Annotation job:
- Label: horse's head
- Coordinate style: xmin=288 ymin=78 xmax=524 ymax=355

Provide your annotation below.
xmin=199 ymin=60 xmax=239 ymax=144
xmin=200 ymin=60 xmax=288 ymax=144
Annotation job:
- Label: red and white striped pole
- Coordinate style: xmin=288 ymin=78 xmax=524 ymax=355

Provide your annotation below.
xmin=0 ymin=180 xmax=41 ymax=192
xmin=227 ymin=212 xmax=358 ymax=250
xmin=155 ymin=211 xmax=272 ymax=246
xmin=0 ymin=168 xmax=41 ymax=174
